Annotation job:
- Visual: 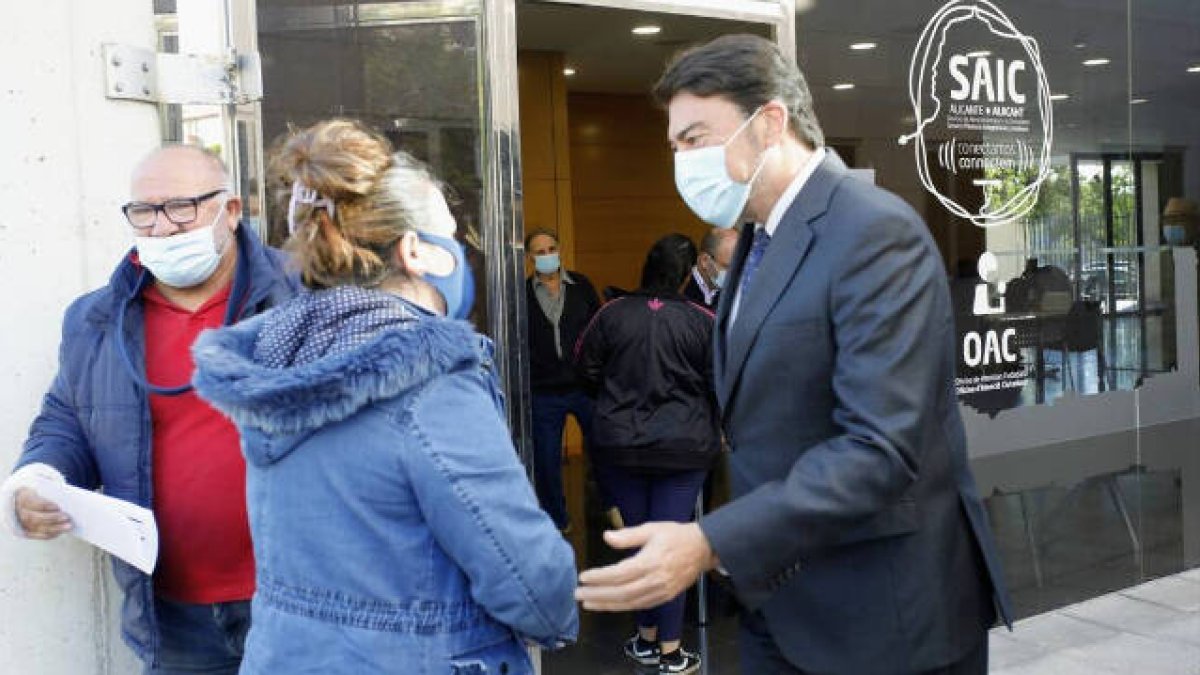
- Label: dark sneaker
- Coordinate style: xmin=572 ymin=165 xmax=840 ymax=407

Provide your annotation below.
xmin=623 ymin=635 xmax=660 ymax=667
xmin=658 ymin=648 xmax=700 ymax=675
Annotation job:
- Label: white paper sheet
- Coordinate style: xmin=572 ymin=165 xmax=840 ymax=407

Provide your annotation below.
xmin=37 ymin=479 xmax=158 ymax=575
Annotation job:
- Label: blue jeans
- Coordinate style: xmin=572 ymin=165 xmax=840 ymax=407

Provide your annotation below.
xmin=531 ymin=390 xmax=594 ymax=529
xmin=144 ymin=596 xmax=251 ymax=675
xmin=599 ymin=465 xmax=707 ymax=643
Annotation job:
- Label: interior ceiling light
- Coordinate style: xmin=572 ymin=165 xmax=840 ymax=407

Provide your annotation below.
xmin=1083 ymin=58 xmax=1111 ymax=66
xmin=563 ymin=67 xmax=576 ymax=76
xmin=1130 ymin=98 xmax=1148 ymax=104
xmin=632 ymin=25 xmax=661 ymax=35
xmin=1188 ymin=65 xmax=1200 ymax=73
xmin=1050 ymin=94 xmax=1070 ymax=101
xmin=832 ymin=83 xmax=855 ymax=90
xmin=850 ymin=42 xmax=877 ymax=51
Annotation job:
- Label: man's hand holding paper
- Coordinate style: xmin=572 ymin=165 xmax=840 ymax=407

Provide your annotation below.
xmin=15 ymin=488 xmax=72 ymax=540
xmin=4 ymin=462 xmax=158 ymax=574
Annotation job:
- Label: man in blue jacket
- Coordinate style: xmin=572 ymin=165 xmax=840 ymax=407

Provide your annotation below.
xmin=576 ymin=35 xmax=1011 ymax=675
xmin=2 ymin=146 xmax=297 ymax=674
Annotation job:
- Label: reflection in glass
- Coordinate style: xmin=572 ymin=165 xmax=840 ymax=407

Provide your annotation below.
xmin=803 ymin=0 xmax=1199 ymax=622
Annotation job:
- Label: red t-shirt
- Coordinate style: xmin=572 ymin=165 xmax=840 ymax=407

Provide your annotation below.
xmin=143 ymin=283 xmax=255 ymax=603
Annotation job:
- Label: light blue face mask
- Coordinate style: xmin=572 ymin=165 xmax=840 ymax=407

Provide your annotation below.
xmin=674 ymin=107 xmax=770 ymax=229
xmin=714 ymin=267 xmax=729 ymax=289
xmin=534 ymin=253 xmax=561 ymax=275
xmin=134 ymin=196 xmax=229 ymax=288
xmin=417 ymin=231 xmax=475 ymax=320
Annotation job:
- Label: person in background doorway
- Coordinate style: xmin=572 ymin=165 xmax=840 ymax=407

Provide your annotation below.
xmin=682 ymin=226 xmax=739 ymax=311
xmin=2 ymin=145 xmax=299 ymax=674
xmin=575 ymin=234 xmax=720 ymax=675
xmin=575 ymin=34 xmax=1012 ymax=675
xmin=525 ymin=229 xmax=601 ymax=533
xmin=681 ymin=226 xmax=739 ymax=516
xmin=191 ymin=119 xmax=577 ymax=674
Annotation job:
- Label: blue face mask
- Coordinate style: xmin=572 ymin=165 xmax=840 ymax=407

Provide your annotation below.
xmin=417 ymin=231 xmax=475 ymax=320
xmin=534 ymin=253 xmax=561 ymax=275
xmin=714 ymin=267 xmax=729 ymax=289
xmin=674 ymin=107 xmax=770 ymax=229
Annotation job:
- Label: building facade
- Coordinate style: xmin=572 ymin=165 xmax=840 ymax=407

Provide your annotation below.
xmin=2 ymin=1 xmax=1197 ymax=671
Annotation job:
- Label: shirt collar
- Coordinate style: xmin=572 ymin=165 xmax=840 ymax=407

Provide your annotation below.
xmin=762 ymin=146 xmax=826 ymax=237
xmin=143 ymin=279 xmax=232 ymax=314
xmin=692 ymin=266 xmax=717 ymax=305
xmin=533 ymin=268 xmax=574 ymax=289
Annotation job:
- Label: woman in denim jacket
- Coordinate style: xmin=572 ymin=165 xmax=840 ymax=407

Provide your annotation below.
xmin=191 ymin=119 xmax=578 ymax=674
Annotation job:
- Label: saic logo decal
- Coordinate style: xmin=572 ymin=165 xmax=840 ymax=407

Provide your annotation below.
xmin=899 ymin=0 xmax=1053 ymax=227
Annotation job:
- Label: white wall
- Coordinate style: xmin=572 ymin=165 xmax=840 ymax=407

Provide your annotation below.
xmin=0 ymin=1 xmax=159 ymax=672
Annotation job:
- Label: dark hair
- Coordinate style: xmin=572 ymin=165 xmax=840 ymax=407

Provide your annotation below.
xmin=640 ymin=234 xmax=697 ymax=295
xmin=524 ymin=227 xmax=559 ymax=251
xmin=653 ymin=34 xmax=824 ymax=149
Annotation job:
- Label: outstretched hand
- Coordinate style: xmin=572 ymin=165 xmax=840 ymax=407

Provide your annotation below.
xmin=575 ymin=522 xmax=718 ymax=611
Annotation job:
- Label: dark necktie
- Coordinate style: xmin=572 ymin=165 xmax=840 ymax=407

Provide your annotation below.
xmin=739 ymin=227 xmax=773 ymax=300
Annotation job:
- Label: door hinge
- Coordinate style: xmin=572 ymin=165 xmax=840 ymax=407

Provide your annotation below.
xmin=103 ymin=43 xmax=263 ymax=105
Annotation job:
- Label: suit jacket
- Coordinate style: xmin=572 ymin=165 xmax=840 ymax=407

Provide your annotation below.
xmin=699 ymin=152 xmax=1013 ymax=674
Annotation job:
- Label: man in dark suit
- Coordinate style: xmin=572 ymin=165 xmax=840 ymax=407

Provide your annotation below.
xmin=682 ymin=227 xmax=739 ymax=311
xmin=576 ymin=34 xmax=1011 ymax=675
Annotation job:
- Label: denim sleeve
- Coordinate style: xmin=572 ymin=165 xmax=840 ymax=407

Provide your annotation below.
xmin=15 ymin=306 xmax=100 ymax=490
xmin=406 ymin=369 xmax=579 ymax=648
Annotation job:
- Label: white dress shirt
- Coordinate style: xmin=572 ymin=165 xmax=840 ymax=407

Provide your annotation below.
xmin=729 ymin=146 xmax=827 ymax=326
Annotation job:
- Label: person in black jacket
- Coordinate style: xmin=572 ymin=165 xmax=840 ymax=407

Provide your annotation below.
xmin=526 ymin=229 xmax=601 ymax=532
xmin=575 ymin=234 xmax=720 ymax=675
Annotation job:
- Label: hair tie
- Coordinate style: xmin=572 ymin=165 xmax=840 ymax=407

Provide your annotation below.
xmin=287 ymin=179 xmax=337 ymax=235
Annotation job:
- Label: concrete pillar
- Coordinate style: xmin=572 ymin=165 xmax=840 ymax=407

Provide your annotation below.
xmin=0 ymin=1 xmax=159 ymax=672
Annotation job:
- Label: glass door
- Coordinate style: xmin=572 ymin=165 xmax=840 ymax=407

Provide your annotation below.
xmin=1071 ymin=152 xmax=1172 ymax=392
xmin=245 ymin=0 xmax=534 ymax=462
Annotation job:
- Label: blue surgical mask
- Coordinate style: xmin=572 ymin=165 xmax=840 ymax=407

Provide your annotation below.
xmin=418 ymin=231 xmax=475 ymax=320
xmin=714 ymin=268 xmax=729 ymax=289
xmin=674 ymin=107 xmax=770 ymax=229
xmin=134 ymin=198 xmax=228 ymax=288
xmin=534 ymin=253 xmax=561 ymax=275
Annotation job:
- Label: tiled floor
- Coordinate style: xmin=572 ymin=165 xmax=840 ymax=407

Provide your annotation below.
xmin=990 ymin=569 xmax=1200 ymax=674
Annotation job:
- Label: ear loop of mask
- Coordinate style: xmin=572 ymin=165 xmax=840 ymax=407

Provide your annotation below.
xmin=726 ymin=105 xmax=763 ymax=147
xmin=725 ymin=105 xmax=776 ymax=190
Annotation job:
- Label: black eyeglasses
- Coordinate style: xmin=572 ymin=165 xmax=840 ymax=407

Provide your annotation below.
xmin=122 ymin=189 xmax=226 ymax=230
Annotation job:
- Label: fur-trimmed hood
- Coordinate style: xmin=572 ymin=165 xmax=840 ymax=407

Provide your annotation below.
xmin=192 ymin=285 xmax=486 ymax=466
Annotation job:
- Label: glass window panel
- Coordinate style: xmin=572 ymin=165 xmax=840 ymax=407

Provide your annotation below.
xmin=798 ymin=0 xmax=1199 ymax=620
